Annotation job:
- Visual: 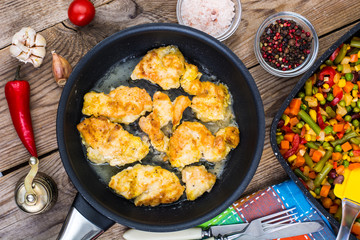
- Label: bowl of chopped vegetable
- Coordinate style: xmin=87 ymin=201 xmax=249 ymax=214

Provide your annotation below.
xmin=270 ymin=22 xmax=360 ymax=239
xmin=254 ymin=12 xmax=319 ymax=77
xmin=176 ymin=0 xmax=241 ymax=41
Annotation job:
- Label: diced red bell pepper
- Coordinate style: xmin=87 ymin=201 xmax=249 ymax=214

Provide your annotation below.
xmin=319 ymin=66 xmax=336 ymax=87
xmin=283 ymin=134 xmax=300 ymax=159
xmin=330 ymin=47 xmax=340 ymax=61
xmin=300 ymin=138 xmax=307 ymax=144
xmin=331 ymin=91 xmax=343 ymax=106
xmin=317 ymin=106 xmax=327 ymax=129
xmin=281 ymin=125 xmax=293 ymax=133
xmin=353 ymin=150 xmax=360 ymax=157
xmin=337 ymin=131 xmax=344 ymax=139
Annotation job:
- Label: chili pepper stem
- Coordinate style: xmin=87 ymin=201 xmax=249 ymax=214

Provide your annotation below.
xmin=14 ymin=65 xmax=21 ymax=80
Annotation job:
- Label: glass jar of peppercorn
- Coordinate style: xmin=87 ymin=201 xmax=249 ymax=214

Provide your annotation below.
xmin=254 ymin=12 xmax=319 ymax=77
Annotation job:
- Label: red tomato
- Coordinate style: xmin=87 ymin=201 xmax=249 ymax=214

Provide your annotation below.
xmin=68 ymin=0 xmax=95 ymax=26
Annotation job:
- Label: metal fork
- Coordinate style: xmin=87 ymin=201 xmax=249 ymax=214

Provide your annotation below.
xmin=213 ymin=207 xmax=297 ymax=240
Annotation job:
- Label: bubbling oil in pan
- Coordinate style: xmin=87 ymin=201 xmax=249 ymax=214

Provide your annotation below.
xmin=84 ymin=54 xmax=239 ymax=203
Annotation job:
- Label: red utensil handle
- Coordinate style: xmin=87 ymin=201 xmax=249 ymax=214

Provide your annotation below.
xmin=5 ymin=66 xmax=38 ymax=157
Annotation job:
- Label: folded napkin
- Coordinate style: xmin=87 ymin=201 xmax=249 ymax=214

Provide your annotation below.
xmin=199 ymin=179 xmax=336 ymax=240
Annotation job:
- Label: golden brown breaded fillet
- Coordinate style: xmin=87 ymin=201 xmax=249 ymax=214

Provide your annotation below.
xmin=182 ymin=165 xmax=216 ymax=201
xmin=139 ymin=92 xmax=190 ymax=153
xmin=82 ymin=86 xmax=152 ymax=124
xmin=168 ymin=122 xmax=239 ymax=167
xmin=180 ymin=64 xmax=231 ymax=122
xmin=139 ymin=112 xmax=169 ymax=153
xmin=131 ymin=46 xmax=186 ymax=90
xmin=172 ymin=95 xmax=191 ymax=130
xmin=109 ymin=164 xmax=185 ymax=206
xmin=77 ymin=117 xmax=149 ymax=166
xmin=153 ymin=91 xmax=173 ymax=128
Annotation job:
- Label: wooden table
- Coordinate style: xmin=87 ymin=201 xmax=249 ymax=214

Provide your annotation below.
xmin=1 ymin=0 xmax=359 ymax=239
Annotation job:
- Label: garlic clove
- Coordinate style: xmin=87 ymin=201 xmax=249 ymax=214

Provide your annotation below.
xmin=29 ymin=55 xmax=44 ymax=68
xmin=31 ymin=47 xmax=46 ymax=58
xmin=9 ymin=45 xmax=23 ymax=57
xmin=52 ymin=51 xmax=72 ymax=87
xmin=17 ymin=51 xmax=31 ymax=62
xmin=35 ymin=34 xmax=46 ymax=47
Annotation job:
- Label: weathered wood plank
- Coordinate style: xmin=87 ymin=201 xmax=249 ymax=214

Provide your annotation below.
xmin=0 ymin=0 xmax=110 ymax=49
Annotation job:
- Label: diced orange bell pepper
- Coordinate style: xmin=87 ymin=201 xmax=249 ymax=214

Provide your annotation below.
xmin=351 ymin=222 xmax=360 ymax=236
xmin=341 ymin=142 xmax=353 ymax=152
xmin=333 ymin=85 xmax=342 ymax=98
xmin=343 ymin=81 xmax=354 ymax=93
xmin=308 ymin=171 xmax=316 ymax=179
xmin=332 ymin=152 xmax=343 ymax=161
xmin=284 ymin=133 xmax=295 ymax=142
xmin=280 ymin=140 xmax=290 ymax=150
xmin=349 ymin=163 xmax=360 ymax=170
xmin=350 ymin=54 xmax=359 ymax=63
xmin=284 ymin=107 xmax=291 ymax=115
xmin=312 ymin=150 xmax=323 ymax=162
xmin=293 ymin=155 xmax=305 ymax=167
xmin=289 ymin=98 xmax=301 ymax=116
xmin=329 ymin=204 xmax=339 ymax=214
xmin=333 ymin=123 xmax=344 ymax=133
xmin=289 ymin=117 xmax=299 ymax=127
xmin=336 ymin=165 xmax=345 ymax=175
xmin=320 ymin=185 xmax=331 ymax=197
xmin=352 ymin=144 xmax=360 ymax=150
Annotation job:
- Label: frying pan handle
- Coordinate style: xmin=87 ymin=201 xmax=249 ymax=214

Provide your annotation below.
xmin=57 ymin=193 xmax=115 ymax=240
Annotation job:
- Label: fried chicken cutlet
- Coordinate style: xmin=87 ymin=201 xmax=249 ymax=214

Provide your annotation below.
xmin=139 ymin=92 xmax=191 ymax=152
xmin=181 ymin=63 xmax=231 ymax=122
xmin=182 ymin=165 xmax=216 ymax=201
xmin=131 ymin=45 xmax=186 ymax=90
xmin=82 ymin=86 xmax=152 ymax=124
xmin=168 ymin=121 xmax=239 ymax=168
xmin=77 ymin=117 xmax=149 ymax=166
xmin=109 ymin=164 xmax=185 ymax=206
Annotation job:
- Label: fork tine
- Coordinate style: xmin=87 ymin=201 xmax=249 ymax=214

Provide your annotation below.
xmin=263 ymin=212 xmax=297 ymax=225
xmin=257 ymin=207 xmax=296 ymax=222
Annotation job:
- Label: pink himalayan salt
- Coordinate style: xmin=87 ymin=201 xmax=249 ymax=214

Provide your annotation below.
xmin=180 ymin=0 xmax=235 ymax=37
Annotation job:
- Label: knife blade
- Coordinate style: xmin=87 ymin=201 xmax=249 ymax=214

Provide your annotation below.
xmin=123 ymin=223 xmax=250 ymax=240
xmin=203 ymin=221 xmax=324 ymax=240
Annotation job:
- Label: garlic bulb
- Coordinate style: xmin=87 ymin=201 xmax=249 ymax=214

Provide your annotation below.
xmin=9 ymin=27 xmax=46 ymax=68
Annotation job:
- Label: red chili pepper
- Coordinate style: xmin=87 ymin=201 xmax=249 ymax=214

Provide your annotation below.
xmin=319 ymin=66 xmax=336 ymax=87
xmin=329 ymin=47 xmax=340 ymax=61
xmin=317 ymin=106 xmax=327 ymax=129
xmin=283 ymin=134 xmax=300 ymax=159
xmin=5 ymin=66 xmax=37 ymax=157
xmin=331 ymin=91 xmax=343 ymax=106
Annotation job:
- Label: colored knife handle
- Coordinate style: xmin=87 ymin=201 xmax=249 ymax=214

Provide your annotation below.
xmin=123 ymin=228 xmax=202 ymax=240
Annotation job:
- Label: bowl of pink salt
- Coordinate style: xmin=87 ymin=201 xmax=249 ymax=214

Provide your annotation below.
xmin=176 ymin=0 xmax=242 ymax=41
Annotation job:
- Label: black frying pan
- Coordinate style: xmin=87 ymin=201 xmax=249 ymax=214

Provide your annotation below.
xmin=270 ymin=22 xmax=360 ymax=240
xmin=56 ymin=23 xmax=265 ymax=238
